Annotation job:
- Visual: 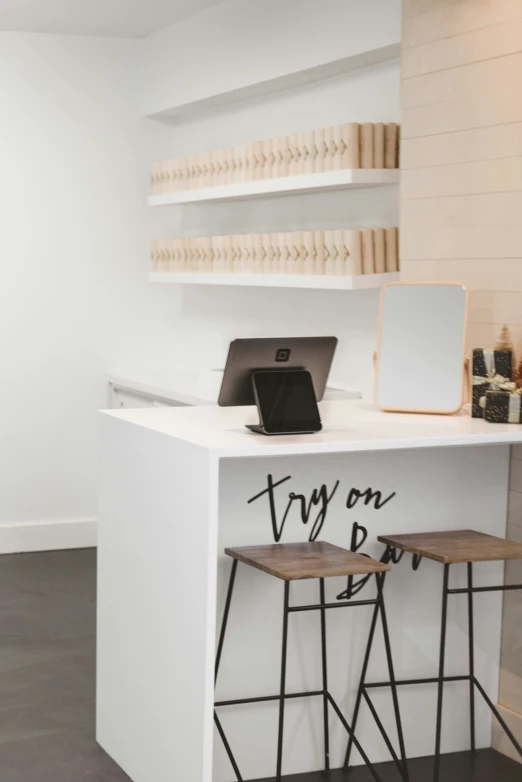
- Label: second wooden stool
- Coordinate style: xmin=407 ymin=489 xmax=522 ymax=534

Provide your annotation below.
xmin=346 ymin=529 xmax=522 ymax=782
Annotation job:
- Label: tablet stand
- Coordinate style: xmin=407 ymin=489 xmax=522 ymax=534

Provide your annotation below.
xmin=246 ymin=369 xmax=322 ymax=436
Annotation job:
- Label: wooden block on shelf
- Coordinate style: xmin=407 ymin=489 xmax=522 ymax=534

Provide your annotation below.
xmin=274 ymin=233 xmax=286 ymax=273
xmin=340 ymin=123 xmax=360 ymax=168
xmin=176 ymin=158 xmax=186 ymax=192
xmin=344 ymin=229 xmax=362 ymax=275
xmin=280 ymin=136 xmax=292 ymax=178
xmin=167 ymin=238 xmax=177 ymax=272
xmin=385 ymin=124 xmax=399 ymax=169
xmin=269 ymin=140 xmax=280 ymax=180
xmin=361 ymin=228 xmax=375 ymax=274
xmin=302 ymin=231 xmax=315 ymax=275
xmin=234 ymin=145 xmax=244 ymax=184
xmin=181 ymin=237 xmax=192 ymax=271
xmin=314 ymin=128 xmax=327 ymax=174
xmin=331 ymin=125 xmax=342 ymax=171
xmin=323 ymin=230 xmax=338 ymax=275
xmin=151 ymin=163 xmax=161 ymax=195
xmin=222 ymin=235 xmax=233 ymax=273
xmin=203 ymin=236 xmax=212 ymax=271
xmin=374 ymin=124 xmax=385 ymax=169
xmin=314 ymin=230 xmax=325 ymax=275
xmin=285 ymin=135 xmax=296 ymax=178
xmin=244 ymin=233 xmax=253 ymax=272
xmin=385 ymin=227 xmax=399 ymax=272
xmin=263 ymin=139 xmax=274 ymax=181
xmin=360 ymin=124 xmax=375 ymax=169
xmin=198 ymin=152 xmax=208 ymax=189
xmin=212 ymin=149 xmax=222 ymax=187
xmin=373 ymin=228 xmax=386 ymax=274
xmin=324 ymin=127 xmax=335 ymax=172
xmin=252 ymin=141 xmax=263 ymax=181
xmin=303 ymin=130 xmax=315 ymax=175
xmin=211 ymin=236 xmax=220 ymax=272
xmin=197 ymin=155 xmax=206 ymax=190
xmin=230 ymin=234 xmax=240 ymax=272
xmin=151 ymin=239 xmax=159 ymax=271
xmin=287 ymin=231 xmax=303 ymax=274
xmin=296 ymin=132 xmax=307 ymax=176
xmin=332 ymin=230 xmax=346 ymax=275
xmin=163 ymin=160 xmax=173 ymax=193
xmin=244 ymin=142 xmax=255 ymax=181
xmin=159 ymin=161 xmax=170 ymax=194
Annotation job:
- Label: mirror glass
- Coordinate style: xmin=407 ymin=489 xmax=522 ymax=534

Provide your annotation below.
xmin=375 ymin=283 xmax=468 ymax=414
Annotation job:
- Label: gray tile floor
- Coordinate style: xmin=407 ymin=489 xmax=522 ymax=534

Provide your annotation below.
xmin=2 ymin=550 xmax=520 ymax=782
xmin=0 ymin=549 xmax=129 ymax=782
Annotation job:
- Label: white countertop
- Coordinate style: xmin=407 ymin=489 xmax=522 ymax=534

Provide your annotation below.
xmin=108 ymin=368 xmax=361 ymax=406
xmin=101 ymin=400 xmax=522 ymax=458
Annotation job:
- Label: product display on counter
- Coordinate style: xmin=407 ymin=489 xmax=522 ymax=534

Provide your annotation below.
xmin=151 ymin=227 xmax=400 ymax=277
xmin=482 ymin=389 xmax=522 ymax=424
xmin=471 ymin=326 xmax=521 ymax=423
xmin=472 ymin=348 xmax=514 ymax=418
xmin=150 ymin=121 xmax=401 ymax=195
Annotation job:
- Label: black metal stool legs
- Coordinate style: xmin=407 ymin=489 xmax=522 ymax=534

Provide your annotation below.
xmin=433 ymin=564 xmax=450 ymax=782
xmin=215 ymin=562 xmax=400 ymax=782
xmin=467 ymin=562 xmax=476 ymax=755
xmin=319 ymin=578 xmax=331 ymax=774
xmin=377 ymin=574 xmax=409 ymax=782
xmin=343 ymin=599 xmax=380 ymax=771
xmin=343 ymin=574 xmax=409 ymax=782
xmin=369 ymin=549 xmax=522 ymax=782
xmin=215 ymin=559 xmax=242 ymax=782
xmin=276 ymin=581 xmax=290 ymax=782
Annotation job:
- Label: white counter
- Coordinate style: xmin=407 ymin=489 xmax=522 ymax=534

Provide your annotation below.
xmin=102 ymin=400 xmax=522 ymax=457
xmin=97 ymin=402 xmax=522 ymax=782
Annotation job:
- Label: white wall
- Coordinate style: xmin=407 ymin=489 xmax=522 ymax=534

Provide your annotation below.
xmin=0 ymin=1 xmax=401 ymax=540
xmin=0 ymin=33 xmax=173 ymax=536
xmin=139 ymin=0 xmax=401 ymax=117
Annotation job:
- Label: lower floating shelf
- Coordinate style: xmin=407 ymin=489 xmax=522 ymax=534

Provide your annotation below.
xmin=148 ymin=272 xmax=399 ymax=291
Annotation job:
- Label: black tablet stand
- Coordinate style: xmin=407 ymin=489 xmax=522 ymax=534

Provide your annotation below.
xmin=246 ymin=368 xmax=323 ymax=436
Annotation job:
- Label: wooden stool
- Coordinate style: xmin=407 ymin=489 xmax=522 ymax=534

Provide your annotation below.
xmin=214 ymin=541 xmax=409 ymax=782
xmin=352 ymin=529 xmax=522 ymax=782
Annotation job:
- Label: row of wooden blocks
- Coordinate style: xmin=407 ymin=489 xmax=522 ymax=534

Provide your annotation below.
xmin=151 ymin=123 xmax=400 ymax=194
xmin=151 ymin=228 xmax=399 ymax=276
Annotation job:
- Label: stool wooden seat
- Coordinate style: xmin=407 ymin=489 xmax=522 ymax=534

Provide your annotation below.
xmin=225 ymin=541 xmax=389 ymax=580
xmin=378 ymin=529 xmax=522 ymax=565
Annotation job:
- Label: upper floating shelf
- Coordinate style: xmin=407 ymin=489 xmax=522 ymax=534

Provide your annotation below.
xmin=148 ymin=44 xmax=401 ymax=122
xmin=148 ymin=272 xmax=399 ymax=291
xmin=148 ymin=169 xmax=400 ymax=207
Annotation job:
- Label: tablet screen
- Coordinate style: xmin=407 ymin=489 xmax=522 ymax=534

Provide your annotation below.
xmin=252 ymin=370 xmax=321 ymax=433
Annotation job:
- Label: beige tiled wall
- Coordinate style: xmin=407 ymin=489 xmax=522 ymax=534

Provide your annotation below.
xmin=401 ymin=0 xmax=522 ymax=761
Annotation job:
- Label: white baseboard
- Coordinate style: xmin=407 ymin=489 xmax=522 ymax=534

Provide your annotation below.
xmin=493 ymin=703 xmax=522 ymax=764
xmin=0 ymin=519 xmax=97 ymax=554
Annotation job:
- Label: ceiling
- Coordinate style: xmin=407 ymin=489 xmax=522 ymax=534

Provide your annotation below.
xmin=0 ymin=0 xmax=225 ymax=38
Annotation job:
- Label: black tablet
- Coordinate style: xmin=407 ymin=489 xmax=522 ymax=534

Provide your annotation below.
xmin=251 ymin=369 xmax=322 ymax=435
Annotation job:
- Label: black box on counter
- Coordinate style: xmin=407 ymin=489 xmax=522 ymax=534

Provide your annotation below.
xmin=472 ymin=348 xmax=513 ymax=418
xmin=483 ymin=391 xmax=522 ymax=424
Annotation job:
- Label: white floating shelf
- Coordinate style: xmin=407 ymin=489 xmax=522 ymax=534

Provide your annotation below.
xmin=148 ymin=272 xmax=399 ymax=291
xmin=148 ymin=44 xmax=401 ymax=122
xmin=148 ymin=169 xmax=400 ymax=206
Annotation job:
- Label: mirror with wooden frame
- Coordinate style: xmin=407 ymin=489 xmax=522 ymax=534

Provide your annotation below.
xmin=375 ymin=282 xmax=468 ymax=414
